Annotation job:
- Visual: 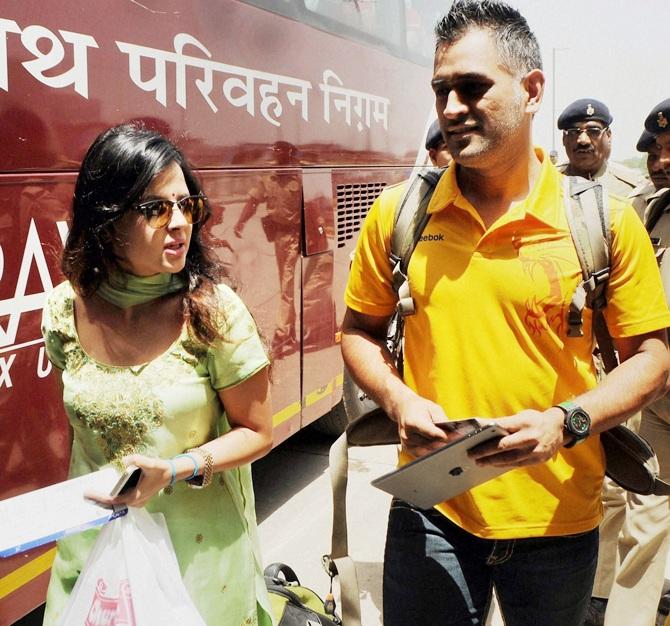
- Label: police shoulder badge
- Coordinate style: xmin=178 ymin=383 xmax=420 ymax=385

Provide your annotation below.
xmin=658 ymin=111 xmax=668 ymax=129
xmin=586 ymin=104 xmax=595 ymax=116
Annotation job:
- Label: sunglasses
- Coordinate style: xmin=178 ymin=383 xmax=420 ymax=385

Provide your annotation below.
xmin=134 ymin=194 xmax=207 ymax=229
xmin=563 ymin=126 xmax=609 ymax=140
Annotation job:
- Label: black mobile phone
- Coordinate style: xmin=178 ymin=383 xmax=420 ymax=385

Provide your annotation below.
xmin=109 ymin=465 xmax=142 ymax=497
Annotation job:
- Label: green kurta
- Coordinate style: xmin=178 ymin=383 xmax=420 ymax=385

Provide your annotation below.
xmin=41 ymin=281 xmax=273 ymax=626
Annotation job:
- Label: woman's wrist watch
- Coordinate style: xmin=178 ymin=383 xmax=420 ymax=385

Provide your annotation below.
xmin=554 ymin=401 xmax=591 ymax=448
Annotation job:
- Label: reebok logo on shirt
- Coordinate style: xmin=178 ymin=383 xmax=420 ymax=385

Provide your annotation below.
xmin=419 ymin=233 xmax=444 ymax=242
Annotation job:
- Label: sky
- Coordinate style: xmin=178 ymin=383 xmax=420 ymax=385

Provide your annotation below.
xmin=503 ymin=0 xmax=669 ymax=164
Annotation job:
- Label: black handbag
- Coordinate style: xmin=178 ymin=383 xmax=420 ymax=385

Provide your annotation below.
xmin=601 ymin=424 xmax=670 ymax=495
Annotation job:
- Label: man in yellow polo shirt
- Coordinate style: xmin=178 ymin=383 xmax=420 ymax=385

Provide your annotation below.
xmin=342 ymin=2 xmax=670 ymax=626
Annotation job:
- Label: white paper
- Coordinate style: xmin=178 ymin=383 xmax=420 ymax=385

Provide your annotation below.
xmin=0 ymin=468 xmax=127 ymax=557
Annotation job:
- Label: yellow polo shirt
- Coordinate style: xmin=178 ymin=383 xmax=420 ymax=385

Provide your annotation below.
xmin=345 ymin=148 xmax=670 ymax=539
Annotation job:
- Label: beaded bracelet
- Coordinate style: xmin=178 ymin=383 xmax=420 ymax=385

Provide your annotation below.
xmin=185 ymin=447 xmax=214 ymax=489
xmin=173 ymin=453 xmax=200 ymax=481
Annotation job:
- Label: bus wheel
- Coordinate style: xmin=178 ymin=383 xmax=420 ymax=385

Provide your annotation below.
xmin=313 ymin=400 xmax=349 ymax=437
xmin=313 ymin=368 xmax=377 ymax=436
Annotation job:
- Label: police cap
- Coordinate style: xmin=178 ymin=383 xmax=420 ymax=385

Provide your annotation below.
xmin=425 ymin=120 xmax=444 ymax=150
xmin=644 ymin=99 xmax=670 ymax=135
xmin=636 ymin=129 xmax=656 ymax=153
xmin=557 ymin=98 xmax=613 ymax=130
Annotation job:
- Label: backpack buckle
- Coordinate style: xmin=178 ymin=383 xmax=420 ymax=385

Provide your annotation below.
xmin=567 ymin=308 xmax=585 ymax=337
xmin=584 ymin=268 xmax=610 ymax=312
xmin=583 ymin=267 xmax=610 ymax=294
xmin=396 ymin=296 xmax=415 ymax=316
xmin=394 ymin=266 xmax=415 ymax=316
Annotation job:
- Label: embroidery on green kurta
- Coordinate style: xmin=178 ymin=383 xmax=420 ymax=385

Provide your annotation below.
xmin=70 ymin=377 xmax=165 ymax=462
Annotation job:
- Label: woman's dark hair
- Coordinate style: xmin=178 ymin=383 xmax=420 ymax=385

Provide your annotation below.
xmin=63 ymin=122 xmax=226 ymax=345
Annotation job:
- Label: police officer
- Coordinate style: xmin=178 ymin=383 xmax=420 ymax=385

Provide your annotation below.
xmin=631 ymin=127 xmax=670 ymax=233
xmin=424 ymin=119 xmax=452 ymax=168
xmin=628 ymin=130 xmax=664 ymax=220
xmin=557 ymin=98 xmax=640 ymax=197
xmin=586 ymin=100 xmax=670 ymax=626
xmin=640 ymin=102 xmax=670 ymax=286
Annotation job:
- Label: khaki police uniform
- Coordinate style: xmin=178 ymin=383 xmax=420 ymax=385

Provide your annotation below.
xmin=629 ymin=180 xmax=656 ymax=220
xmin=590 ymin=102 xmax=670 ymax=626
xmin=558 ymin=160 xmax=641 ymax=199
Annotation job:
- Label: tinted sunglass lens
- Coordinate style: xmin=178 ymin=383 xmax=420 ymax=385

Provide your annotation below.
xmin=138 ymin=195 xmax=205 ymax=228
xmin=148 ymin=201 xmax=173 ymax=228
xmin=183 ymin=196 xmax=205 ymax=224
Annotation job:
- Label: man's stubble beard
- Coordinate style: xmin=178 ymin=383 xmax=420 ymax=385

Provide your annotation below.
xmin=450 ymin=92 xmax=527 ymax=167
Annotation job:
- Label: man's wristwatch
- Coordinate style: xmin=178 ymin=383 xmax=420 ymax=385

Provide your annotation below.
xmin=554 ymin=401 xmax=591 ymax=448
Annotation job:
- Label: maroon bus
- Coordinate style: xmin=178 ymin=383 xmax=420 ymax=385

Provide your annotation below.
xmin=0 ymin=1 xmax=442 ymax=621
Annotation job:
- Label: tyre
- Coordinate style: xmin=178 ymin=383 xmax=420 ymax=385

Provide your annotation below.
xmin=312 ymin=398 xmax=349 ymax=437
xmin=312 ymin=368 xmax=377 ymax=437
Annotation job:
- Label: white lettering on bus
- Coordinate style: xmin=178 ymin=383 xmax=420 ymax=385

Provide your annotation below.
xmin=56 ymin=220 xmax=69 ymax=246
xmin=37 ymin=346 xmax=52 ymax=378
xmin=0 ymin=353 xmax=16 ymax=388
xmin=174 ymin=33 xmax=217 ymax=111
xmin=20 ymin=26 xmax=98 ymax=98
xmin=0 ymin=18 xmax=21 ymax=90
xmin=0 ymin=19 xmax=391 ymax=127
xmin=0 ymin=221 xmax=69 ymax=368
xmin=320 ymin=69 xmax=390 ymax=131
xmin=116 ymin=33 xmax=312 ymax=127
xmin=0 ymin=19 xmax=98 ymax=97
xmin=0 ymin=219 xmax=54 ymax=348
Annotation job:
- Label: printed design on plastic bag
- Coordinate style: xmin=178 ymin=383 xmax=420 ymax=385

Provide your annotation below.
xmin=85 ymin=578 xmax=136 ymax=626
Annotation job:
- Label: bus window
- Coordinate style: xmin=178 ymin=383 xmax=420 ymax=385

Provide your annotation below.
xmin=239 ymin=0 xmax=302 ymax=20
xmin=241 ymin=0 xmax=418 ymax=64
xmin=302 ymin=0 xmax=404 ymax=55
xmin=248 ymin=0 xmax=446 ymax=65
xmin=404 ymin=0 xmax=445 ymax=63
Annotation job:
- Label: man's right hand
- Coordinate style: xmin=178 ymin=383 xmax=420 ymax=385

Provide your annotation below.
xmin=394 ymin=394 xmax=450 ymax=457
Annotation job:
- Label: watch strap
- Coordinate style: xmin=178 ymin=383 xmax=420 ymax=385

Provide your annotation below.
xmin=554 ymin=401 xmax=590 ymax=448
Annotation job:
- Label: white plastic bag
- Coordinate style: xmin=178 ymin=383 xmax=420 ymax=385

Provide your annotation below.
xmin=60 ymin=508 xmax=205 ymax=626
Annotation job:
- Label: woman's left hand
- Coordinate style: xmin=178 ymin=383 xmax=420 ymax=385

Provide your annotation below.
xmin=85 ymin=454 xmax=172 ymax=508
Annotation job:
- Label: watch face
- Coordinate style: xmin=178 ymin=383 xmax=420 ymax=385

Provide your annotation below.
xmin=569 ymin=409 xmax=591 ymax=436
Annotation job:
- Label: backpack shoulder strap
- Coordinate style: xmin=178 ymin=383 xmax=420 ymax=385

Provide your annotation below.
xmin=563 ymin=175 xmax=618 ymax=371
xmin=390 ymin=167 xmax=444 ymax=317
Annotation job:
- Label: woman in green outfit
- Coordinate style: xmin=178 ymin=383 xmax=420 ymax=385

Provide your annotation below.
xmin=41 ymin=123 xmax=274 ymax=625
